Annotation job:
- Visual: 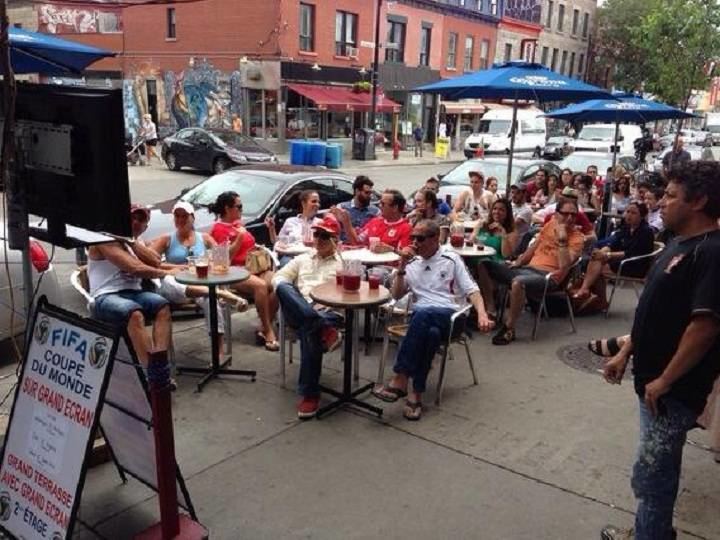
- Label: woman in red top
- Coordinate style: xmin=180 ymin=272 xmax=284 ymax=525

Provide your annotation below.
xmin=209 ymin=191 xmax=279 ymax=350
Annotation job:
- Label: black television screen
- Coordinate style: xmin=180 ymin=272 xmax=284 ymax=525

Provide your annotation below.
xmin=7 ymin=82 xmax=131 ymax=238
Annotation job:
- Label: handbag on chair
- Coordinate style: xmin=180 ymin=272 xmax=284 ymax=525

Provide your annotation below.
xmin=245 ymin=247 xmax=273 ymax=275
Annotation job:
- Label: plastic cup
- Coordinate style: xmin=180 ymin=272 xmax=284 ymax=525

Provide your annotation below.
xmin=369 ymin=236 xmax=380 ymax=251
xmin=186 ymin=256 xmax=197 ymax=270
xmin=450 ymin=234 xmax=464 ymax=248
xmin=335 ymin=272 xmax=344 ymax=286
xmin=368 ymin=273 xmax=381 ymax=290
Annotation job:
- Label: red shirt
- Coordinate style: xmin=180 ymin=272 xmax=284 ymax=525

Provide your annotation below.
xmin=210 ymin=220 xmax=256 ymax=266
xmin=358 ymin=217 xmax=412 ymax=250
xmin=543 ymin=210 xmax=594 ymax=235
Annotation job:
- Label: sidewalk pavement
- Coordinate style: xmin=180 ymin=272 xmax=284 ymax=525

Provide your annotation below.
xmin=72 ymin=287 xmax=718 ymax=540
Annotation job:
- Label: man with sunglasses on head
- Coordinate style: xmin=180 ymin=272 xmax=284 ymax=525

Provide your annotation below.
xmin=488 ymin=197 xmax=585 ymax=345
xmin=272 ymin=215 xmax=345 ymax=419
xmin=373 ymin=220 xmax=495 ymax=420
xmin=337 ymin=189 xmax=412 ymax=253
xmin=333 ymin=175 xmax=380 ymax=232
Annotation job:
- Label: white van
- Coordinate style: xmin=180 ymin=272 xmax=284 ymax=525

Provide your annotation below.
xmin=573 ymin=123 xmax=643 ymax=155
xmin=463 ymin=109 xmax=546 ymax=158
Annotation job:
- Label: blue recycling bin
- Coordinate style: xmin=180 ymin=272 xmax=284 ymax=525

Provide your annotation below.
xmin=308 ymin=142 xmax=327 ymax=166
xmin=325 ymin=144 xmax=343 ymax=169
xmin=289 ymin=140 xmax=308 ymax=165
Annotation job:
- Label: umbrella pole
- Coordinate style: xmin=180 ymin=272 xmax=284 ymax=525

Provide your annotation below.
xmin=505 ymin=96 xmax=519 ymax=196
xmin=598 ymin=119 xmax=620 ymax=239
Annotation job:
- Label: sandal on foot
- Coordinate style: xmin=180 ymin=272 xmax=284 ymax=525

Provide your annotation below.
xmin=371 ymin=385 xmax=408 ymax=403
xmin=588 ymin=337 xmax=620 ymax=357
xmin=492 ymin=325 xmax=515 ymax=345
xmin=403 ymin=400 xmax=422 ymax=421
xmin=264 ymin=340 xmax=280 ymax=352
xmin=229 ymin=295 xmax=249 ymax=312
xmin=255 ymin=331 xmax=267 ymax=346
xmin=572 ymin=289 xmax=591 ymax=300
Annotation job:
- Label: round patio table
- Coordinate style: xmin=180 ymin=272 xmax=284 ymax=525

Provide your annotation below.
xmin=175 ymin=267 xmax=254 ymax=392
xmin=310 ymin=281 xmax=391 ymax=418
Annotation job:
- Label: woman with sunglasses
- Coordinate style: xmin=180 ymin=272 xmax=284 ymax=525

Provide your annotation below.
xmin=209 ymin=191 xmax=280 ymax=351
xmin=572 ymin=201 xmax=654 ymax=309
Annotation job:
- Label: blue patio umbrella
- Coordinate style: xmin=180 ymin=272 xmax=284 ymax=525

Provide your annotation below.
xmin=544 ymin=95 xmax=695 ymax=236
xmin=416 ymin=61 xmax=616 ymax=192
xmin=8 ymin=27 xmax=115 ymax=75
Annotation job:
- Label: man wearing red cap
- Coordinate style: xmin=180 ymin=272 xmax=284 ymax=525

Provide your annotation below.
xmin=272 ymin=215 xmax=344 ymax=419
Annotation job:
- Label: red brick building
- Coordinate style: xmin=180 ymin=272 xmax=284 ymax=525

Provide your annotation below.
xmin=17 ymin=0 xmax=500 ymax=149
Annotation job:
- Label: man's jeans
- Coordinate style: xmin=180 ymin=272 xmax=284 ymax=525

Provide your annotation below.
xmin=393 ymin=306 xmax=455 ymax=393
xmin=632 ymin=397 xmax=697 ymax=540
xmin=276 ymin=283 xmax=342 ymax=398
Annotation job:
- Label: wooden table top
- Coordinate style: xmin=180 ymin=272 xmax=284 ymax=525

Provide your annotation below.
xmin=174 ymin=266 xmax=250 ymax=286
xmin=310 ymin=281 xmax=391 ymax=310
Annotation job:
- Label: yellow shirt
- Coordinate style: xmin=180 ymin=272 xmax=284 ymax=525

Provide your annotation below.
xmin=272 ymin=250 xmax=342 ymax=300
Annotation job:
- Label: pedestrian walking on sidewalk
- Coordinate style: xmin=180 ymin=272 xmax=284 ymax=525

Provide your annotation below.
xmin=413 ymin=123 xmax=424 ymax=157
xmin=600 ymin=160 xmax=720 ymax=540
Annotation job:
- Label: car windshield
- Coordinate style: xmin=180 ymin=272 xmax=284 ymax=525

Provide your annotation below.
xmin=443 ymin=160 xmax=522 ymax=185
xmin=478 ymin=119 xmax=511 ymax=136
xmin=561 ymin=154 xmax=613 ymax=173
xmin=578 ymin=126 xmax=615 ymax=140
xmin=209 ymin=131 xmax=257 ymax=148
xmin=180 ymin=171 xmax=284 ymax=217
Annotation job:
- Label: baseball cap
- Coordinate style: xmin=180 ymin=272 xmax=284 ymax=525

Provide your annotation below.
xmin=312 ymin=215 xmax=340 ymax=237
xmin=510 ymin=183 xmax=526 ymax=191
xmin=172 ymin=201 xmax=195 ymax=215
xmin=130 ymin=203 xmax=150 ymax=219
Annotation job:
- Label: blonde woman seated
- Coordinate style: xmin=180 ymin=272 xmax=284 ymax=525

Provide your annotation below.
xmin=471 ymin=199 xmax=519 ymax=319
xmin=148 ymin=201 xmax=248 ymax=359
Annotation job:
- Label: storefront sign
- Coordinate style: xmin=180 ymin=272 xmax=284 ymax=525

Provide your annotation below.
xmin=0 ymin=300 xmax=116 ymax=540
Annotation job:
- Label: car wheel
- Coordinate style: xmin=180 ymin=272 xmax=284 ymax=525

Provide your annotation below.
xmin=165 ymin=152 xmax=180 ymax=171
xmin=213 ymin=157 xmax=232 ymax=174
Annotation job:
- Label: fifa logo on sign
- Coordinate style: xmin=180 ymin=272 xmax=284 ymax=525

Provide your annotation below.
xmin=35 ymin=317 xmax=50 ymax=345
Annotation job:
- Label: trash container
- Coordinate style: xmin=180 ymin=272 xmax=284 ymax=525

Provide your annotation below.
xmin=352 ymin=128 xmax=376 ymax=160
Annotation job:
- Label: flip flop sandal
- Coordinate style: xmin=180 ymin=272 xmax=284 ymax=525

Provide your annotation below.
xmin=491 ymin=326 xmax=515 ymax=345
xmin=588 ymin=337 xmax=620 ymax=357
xmin=371 ymin=385 xmax=408 ymax=403
xmin=255 ymin=331 xmax=267 ymax=346
xmin=403 ymin=400 xmax=422 ymax=421
xmin=264 ymin=340 xmax=280 ymax=352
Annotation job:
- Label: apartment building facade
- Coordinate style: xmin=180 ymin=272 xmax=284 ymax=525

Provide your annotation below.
xmin=536 ymin=0 xmax=595 ymax=79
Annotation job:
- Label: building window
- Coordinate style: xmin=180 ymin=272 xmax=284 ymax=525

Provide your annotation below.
xmin=464 ymin=36 xmax=474 ymax=71
xmin=479 ymin=39 xmax=490 ymax=69
xmin=560 ymin=50 xmax=568 ymax=74
xmin=419 ymin=26 xmax=431 ymax=66
xmin=551 ymin=48 xmax=558 ymax=71
xmin=546 ymin=1 xmax=554 ymax=28
xmin=541 ymin=46 xmax=549 ymax=66
xmin=490 ymin=0 xmax=498 ymax=15
xmin=335 ymin=11 xmax=358 ymax=57
xmin=166 ymin=7 xmax=176 ymax=39
xmin=557 ymin=4 xmax=565 ymax=31
xmin=582 ymin=13 xmax=589 ymax=38
xmin=446 ymin=32 xmax=458 ymax=68
xmin=504 ymin=43 xmax=512 ymax=62
xmin=578 ymin=53 xmax=585 ymax=79
xmin=568 ymin=52 xmax=575 ymax=77
xmin=385 ymin=20 xmax=406 ymax=63
xmin=299 ymin=3 xmax=315 ymax=52
xmin=572 ymin=9 xmax=579 ymax=34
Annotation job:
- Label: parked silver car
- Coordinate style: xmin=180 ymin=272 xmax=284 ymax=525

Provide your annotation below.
xmin=0 ymin=221 xmax=62 ymax=344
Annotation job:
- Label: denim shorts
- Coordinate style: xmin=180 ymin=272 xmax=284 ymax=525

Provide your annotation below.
xmin=483 ymin=260 xmax=557 ymax=298
xmin=94 ymin=289 xmax=169 ymax=325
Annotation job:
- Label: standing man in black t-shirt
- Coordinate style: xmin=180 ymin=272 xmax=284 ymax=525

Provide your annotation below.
xmin=600 ymin=161 xmax=720 ymax=540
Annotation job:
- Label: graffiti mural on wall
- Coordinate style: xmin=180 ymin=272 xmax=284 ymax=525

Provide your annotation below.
xmin=126 ymin=58 xmax=242 ymax=137
xmin=503 ymin=0 xmax=542 ymax=25
xmin=38 ymin=4 xmax=122 ymax=34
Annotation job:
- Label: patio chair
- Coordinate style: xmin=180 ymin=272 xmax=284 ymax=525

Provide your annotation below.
xmin=375 ymin=297 xmax=477 ymax=406
xmin=530 ymin=257 xmax=583 ymax=340
xmin=604 ymin=242 xmax=665 ymax=317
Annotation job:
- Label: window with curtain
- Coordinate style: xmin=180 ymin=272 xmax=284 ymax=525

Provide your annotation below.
xmin=299 ymin=4 xmax=315 ymax=52
xmin=419 ymin=26 xmax=431 ymax=66
xmin=335 ymin=11 xmax=358 ymax=56
xmin=464 ymin=36 xmax=474 ymax=71
xmin=385 ymin=20 xmax=406 ymax=62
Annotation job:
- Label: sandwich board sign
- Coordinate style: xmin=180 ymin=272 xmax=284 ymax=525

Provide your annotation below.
xmin=0 ymin=298 xmax=118 ymax=540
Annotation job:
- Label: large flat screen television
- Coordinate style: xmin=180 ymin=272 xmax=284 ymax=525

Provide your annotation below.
xmin=4 ymin=82 xmax=131 ymax=239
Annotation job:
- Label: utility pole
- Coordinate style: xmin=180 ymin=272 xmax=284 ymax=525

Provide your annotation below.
xmin=369 ymin=0 xmax=382 ymax=138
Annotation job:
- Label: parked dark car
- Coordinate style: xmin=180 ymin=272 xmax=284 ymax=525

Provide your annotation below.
xmin=161 ymin=128 xmax=278 ymax=174
xmin=541 ymin=135 xmax=574 ymax=160
xmin=142 ymin=165 xmax=376 ymax=246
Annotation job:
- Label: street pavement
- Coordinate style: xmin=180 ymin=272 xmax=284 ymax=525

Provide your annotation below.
xmin=3 ymin=155 xmax=719 ymax=539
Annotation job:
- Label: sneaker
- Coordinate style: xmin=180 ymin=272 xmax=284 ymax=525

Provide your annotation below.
xmin=600 ymin=525 xmax=633 ymax=540
xmin=297 ymin=396 xmax=320 ymax=419
xmin=320 ymin=326 xmax=343 ymax=353
xmin=491 ymin=325 xmax=515 ymax=345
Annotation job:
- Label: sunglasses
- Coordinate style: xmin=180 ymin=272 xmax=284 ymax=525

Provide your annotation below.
xmin=410 ymin=233 xmax=435 ymax=242
xmin=557 ymin=210 xmax=577 ymax=217
xmin=313 ymin=230 xmax=332 ymax=240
